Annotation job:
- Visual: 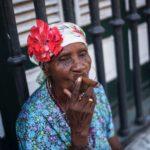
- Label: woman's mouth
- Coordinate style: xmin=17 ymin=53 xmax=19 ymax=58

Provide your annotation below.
xmin=73 ymin=73 xmax=88 ymax=81
xmin=66 ymin=73 xmax=89 ymax=91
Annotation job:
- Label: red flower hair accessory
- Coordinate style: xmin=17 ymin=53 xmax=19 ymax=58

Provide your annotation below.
xmin=27 ymin=19 xmax=63 ymax=63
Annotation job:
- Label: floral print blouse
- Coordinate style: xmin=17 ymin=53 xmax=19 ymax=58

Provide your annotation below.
xmin=16 ymin=82 xmax=115 ymax=150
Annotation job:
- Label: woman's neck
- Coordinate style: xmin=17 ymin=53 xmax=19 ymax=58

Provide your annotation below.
xmin=47 ymin=79 xmax=69 ymax=112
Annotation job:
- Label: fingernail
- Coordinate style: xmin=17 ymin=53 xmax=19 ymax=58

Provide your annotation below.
xmin=77 ymin=77 xmax=82 ymax=82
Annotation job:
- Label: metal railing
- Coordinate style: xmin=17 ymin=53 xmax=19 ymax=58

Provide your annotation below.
xmin=110 ymin=0 xmax=129 ymax=136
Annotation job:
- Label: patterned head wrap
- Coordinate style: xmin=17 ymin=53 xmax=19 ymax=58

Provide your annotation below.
xmin=54 ymin=22 xmax=87 ymax=47
xmin=27 ymin=20 xmax=87 ymax=65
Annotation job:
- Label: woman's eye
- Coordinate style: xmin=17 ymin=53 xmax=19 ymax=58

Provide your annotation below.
xmin=59 ymin=56 xmax=70 ymax=62
xmin=79 ymin=51 xmax=87 ymax=57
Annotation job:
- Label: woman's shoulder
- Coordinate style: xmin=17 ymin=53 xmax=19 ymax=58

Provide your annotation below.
xmin=17 ymin=82 xmax=47 ymax=120
xmin=93 ymin=83 xmax=108 ymax=104
xmin=29 ymin=81 xmax=47 ymax=101
xmin=93 ymin=83 xmax=113 ymax=125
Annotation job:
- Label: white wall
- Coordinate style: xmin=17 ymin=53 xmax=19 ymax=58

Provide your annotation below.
xmin=125 ymin=0 xmax=146 ymax=11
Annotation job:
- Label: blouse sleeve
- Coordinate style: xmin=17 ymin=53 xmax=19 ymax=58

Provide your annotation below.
xmin=95 ymin=84 xmax=115 ymax=139
xmin=16 ymin=112 xmax=48 ymax=149
xmin=105 ymin=98 xmax=115 ymax=139
xmin=16 ymin=111 xmax=64 ymax=150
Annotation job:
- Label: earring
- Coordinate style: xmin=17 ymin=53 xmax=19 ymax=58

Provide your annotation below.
xmin=36 ymin=70 xmax=46 ymax=85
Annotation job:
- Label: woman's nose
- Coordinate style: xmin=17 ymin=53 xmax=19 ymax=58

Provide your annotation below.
xmin=71 ymin=57 xmax=85 ymax=72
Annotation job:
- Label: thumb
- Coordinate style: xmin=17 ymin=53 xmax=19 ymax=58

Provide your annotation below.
xmin=63 ymin=88 xmax=72 ymax=98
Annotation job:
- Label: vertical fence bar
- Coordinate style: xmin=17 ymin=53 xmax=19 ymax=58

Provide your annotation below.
xmin=127 ymin=0 xmax=144 ymax=125
xmin=143 ymin=0 xmax=150 ymax=59
xmin=0 ymin=0 xmax=29 ymax=149
xmin=110 ymin=0 xmax=129 ymax=136
xmin=88 ymin=0 xmax=106 ymax=90
xmin=33 ymin=0 xmax=47 ymax=22
xmin=62 ymin=0 xmax=76 ymax=23
xmin=5 ymin=0 xmax=29 ymax=106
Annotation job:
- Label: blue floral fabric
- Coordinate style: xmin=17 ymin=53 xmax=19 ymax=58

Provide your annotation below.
xmin=16 ymin=82 xmax=115 ymax=150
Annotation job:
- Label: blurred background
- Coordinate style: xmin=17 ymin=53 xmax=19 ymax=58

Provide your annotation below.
xmin=0 ymin=0 xmax=150 ymax=149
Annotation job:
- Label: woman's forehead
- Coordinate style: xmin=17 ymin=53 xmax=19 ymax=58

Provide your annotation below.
xmin=59 ymin=42 xmax=87 ymax=55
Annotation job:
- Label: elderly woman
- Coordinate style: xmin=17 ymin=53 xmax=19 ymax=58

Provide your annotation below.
xmin=16 ymin=20 xmax=122 ymax=150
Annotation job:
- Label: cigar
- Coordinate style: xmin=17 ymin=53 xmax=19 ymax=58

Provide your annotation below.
xmin=80 ymin=77 xmax=98 ymax=93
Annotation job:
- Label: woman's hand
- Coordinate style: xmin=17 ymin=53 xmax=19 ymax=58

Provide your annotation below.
xmin=63 ymin=77 xmax=96 ymax=146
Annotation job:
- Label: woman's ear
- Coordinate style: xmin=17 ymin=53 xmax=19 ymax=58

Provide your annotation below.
xmin=40 ymin=63 xmax=51 ymax=77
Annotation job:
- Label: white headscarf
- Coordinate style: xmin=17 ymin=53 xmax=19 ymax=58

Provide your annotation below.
xmin=28 ymin=20 xmax=87 ymax=65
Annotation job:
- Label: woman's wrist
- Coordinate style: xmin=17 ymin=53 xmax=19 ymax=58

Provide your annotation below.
xmin=71 ymin=132 xmax=88 ymax=146
xmin=69 ymin=143 xmax=90 ymax=150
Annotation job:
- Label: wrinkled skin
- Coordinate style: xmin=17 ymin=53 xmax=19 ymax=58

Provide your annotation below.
xmin=43 ymin=42 xmax=91 ymax=92
xmin=42 ymin=42 xmax=122 ymax=149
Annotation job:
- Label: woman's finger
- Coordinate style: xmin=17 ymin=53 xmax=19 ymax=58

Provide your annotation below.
xmin=72 ymin=77 xmax=82 ymax=101
xmin=86 ymin=87 xmax=96 ymax=104
xmin=63 ymin=88 xmax=72 ymax=98
xmin=80 ymin=96 xmax=95 ymax=112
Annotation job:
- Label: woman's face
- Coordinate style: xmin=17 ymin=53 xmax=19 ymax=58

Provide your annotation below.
xmin=44 ymin=42 xmax=91 ymax=90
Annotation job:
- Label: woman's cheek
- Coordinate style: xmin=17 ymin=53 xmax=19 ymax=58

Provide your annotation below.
xmin=56 ymin=62 xmax=72 ymax=73
xmin=57 ymin=59 xmax=73 ymax=69
xmin=83 ymin=55 xmax=91 ymax=69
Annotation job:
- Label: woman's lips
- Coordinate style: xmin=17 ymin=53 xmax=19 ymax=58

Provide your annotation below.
xmin=66 ymin=73 xmax=89 ymax=91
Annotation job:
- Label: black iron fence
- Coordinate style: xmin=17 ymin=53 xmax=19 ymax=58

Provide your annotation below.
xmin=0 ymin=0 xmax=150 ymax=149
